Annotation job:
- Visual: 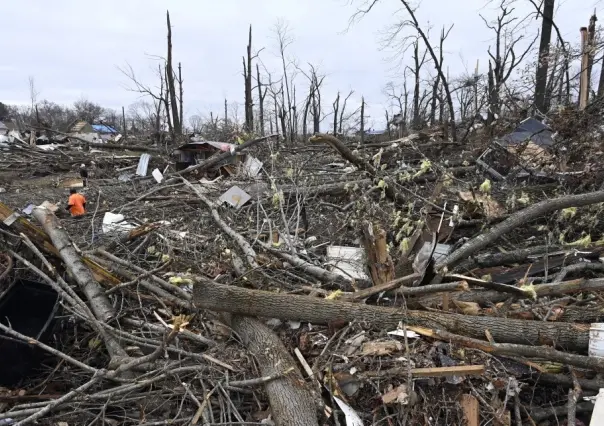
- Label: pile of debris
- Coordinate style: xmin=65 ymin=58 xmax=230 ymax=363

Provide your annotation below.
xmin=1 ymin=126 xmax=604 ymax=425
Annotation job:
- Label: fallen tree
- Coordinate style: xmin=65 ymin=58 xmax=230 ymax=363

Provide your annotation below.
xmin=439 ymin=190 xmax=604 ymax=270
xmin=192 ymin=279 xmax=590 ymax=350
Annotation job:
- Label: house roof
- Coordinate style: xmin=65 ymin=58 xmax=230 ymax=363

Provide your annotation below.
xmin=92 ymin=124 xmax=118 ymax=134
xmin=175 ymin=141 xmax=236 ymax=153
xmin=365 ymin=129 xmax=386 ymax=135
xmin=68 ymin=120 xmax=90 ymax=133
xmin=499 ymin=117 xmax=554 ymax=147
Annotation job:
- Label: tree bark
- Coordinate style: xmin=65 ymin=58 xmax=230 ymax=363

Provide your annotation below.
xmin=227 ymin=315 xmax=319 ymax=426
xmin=534 ymin=0 xmax=555 ymax=115
xmin=192 ymin=280 xmax=590 ymax=350
xmin=32 ymin=208 xmax=115 ymax=322
xmin=361 ymin=221 xmax=394 ymax=285
xmin=31 ymin=207 xmax=128 ymax=364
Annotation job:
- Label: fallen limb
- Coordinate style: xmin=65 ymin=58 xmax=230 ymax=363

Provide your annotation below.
xmin=32 ymin=207 xmax=116 ymax=322
xmin=407 ymin=326 xmax=604 ymax=372
xmin=343 ymin=273 xmax=420 ymax=301
xmin=182 ymin=177 xmax=259 ymax=268
xmin=414 ymin=277 xmax=604 ymax=307
xmin=535 ymin=373 xmax=604 ymax=392
xmin=261 ymin=244 xmax=357 ymax=288
xmin=446 ymin=274 xmax=532 ymax=297
xmin=553 ymin=262 xmax=604 ymax=283
xmin=438 ymin=190 xmax=604 ymax=269
xmin=530 ymin=402 xmax=593 ymax=422
xmin=192 ymin=280 xmax=590 ymax=350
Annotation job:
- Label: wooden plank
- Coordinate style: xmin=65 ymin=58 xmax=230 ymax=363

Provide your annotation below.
xmin=410 ymin=365 xmax=485 ymax=378
xmin=459 ymin=394 xmax=479 ymax=426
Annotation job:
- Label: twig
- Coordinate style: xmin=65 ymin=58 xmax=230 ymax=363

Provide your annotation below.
xmin=229 ymin=367 xmax=295 ymax=387
xmin=14 ymin=372 xmax=104 ymax=426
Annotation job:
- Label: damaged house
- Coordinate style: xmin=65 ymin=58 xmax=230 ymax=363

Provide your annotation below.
xmin=477 ymin=117 xmax=556 ymax=180
xmin=66 ymin=120 xmax=101 ymax=143
xmin=172 ymin=140 xmax=243 ymax=175
xmin=92 ymin=124 xmax=119 ymax=141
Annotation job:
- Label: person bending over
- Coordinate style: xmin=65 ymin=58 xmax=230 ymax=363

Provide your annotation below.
xmin=66 ymin=188 xmax=86 ymax=217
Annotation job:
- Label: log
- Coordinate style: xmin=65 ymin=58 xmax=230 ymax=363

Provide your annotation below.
xmin=530 ymin=402 xmax=593 ymax=422
xmin=227 ymin=315 xmax=319 ymax=426
xmin=182 ymin=177 xmax=259 ymax=268
xmin=455 ymin=245 xmax=560 ymax=270
xmin=439 ymin=190 xmax=604 ymax=269
xmin=31 ymin=207 xmax=129 ymax=365
xmin=408 ymin=326 xmax=604 ymax=372
xmin=192 ymin=280 xmax=589 ymax=350
xmin=32 ymin=207 xmax=115 ymax=322
xmin=414 ymin=277 xmax=604 ymax=308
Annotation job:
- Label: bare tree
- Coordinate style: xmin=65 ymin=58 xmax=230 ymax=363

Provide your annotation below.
xmin=534 ymin=0 xmax=555 ymax=115
xmin=332 ymin=92 xmax=340 ymax=135
xmin=166 ymin=10 xmax=181 ymax=136
xmin=372 ymin=1 xmax=457 ymax=139
xmin=338 ymin=90 xmax=355 ymax=134
xmin=274 ymin=20 xmax=296 ymax=142
xmin=119 ymin=63 xmax=165 ymax=140
xmin=243 ymin=25 xmax=254 ymax=133
xmin=409 ymin=38 xmax=428 ymax=129
xmin=429 ymin=26 xmax=452 ymax=126
xmin=28 ymin=76 xmax=39 ymax=113
xmin=256 ymin=64 xmax=268 ymax=136
xmin=480 ymin=0 xmax=536 ymax=123
xmin=178 ymin=62 xmax=184 ymax=132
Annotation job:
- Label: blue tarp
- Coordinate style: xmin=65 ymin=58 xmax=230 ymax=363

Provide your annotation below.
xmin=92 ymin=124 xmax=118 ymax=134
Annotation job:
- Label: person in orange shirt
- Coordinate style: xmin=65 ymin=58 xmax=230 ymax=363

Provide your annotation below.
xmin=66 ymin=188 xmax=86 ymax=217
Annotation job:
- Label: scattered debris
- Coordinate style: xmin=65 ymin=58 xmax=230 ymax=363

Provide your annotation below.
xmin=219 ymin=185 xmax=251 ymax=209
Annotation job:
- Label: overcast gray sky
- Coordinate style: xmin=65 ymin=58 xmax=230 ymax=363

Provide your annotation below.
xmin=1 ymin=0 xmax=598 ymax=129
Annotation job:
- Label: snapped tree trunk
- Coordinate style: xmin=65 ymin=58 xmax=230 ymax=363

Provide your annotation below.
xmin=256 ymin=64 xmax=266 ymax=136
xmin=244 ymin=25 xmax=254 ymax=132
xmin=361 ymin=221 xmax=395 ymax=285
xmin=534 ymin=0 xmax=555 ymax=114
xmin=166 ymin=10 xmax=181 ymax=135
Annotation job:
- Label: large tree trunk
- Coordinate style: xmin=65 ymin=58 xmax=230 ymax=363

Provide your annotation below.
xmin=244 ymin=25 xmax=254 ymax=132
xmin=534 ymin=0 xmax=555 ymax=115
xmin=166 ymin=10 xmax=181 ymax=135
xmin=31 ymin=207 xmax=128 ymax=363
xmin=227 ymin=315 xmax=319 ymax=426
xmin=193 ymin=280 xmax=589 ymax=351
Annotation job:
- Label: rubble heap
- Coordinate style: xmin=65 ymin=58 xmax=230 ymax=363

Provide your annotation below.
xmin=1 ymin=127 xmax=604 ymax=425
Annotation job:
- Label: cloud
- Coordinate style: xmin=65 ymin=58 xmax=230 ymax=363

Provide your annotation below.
xmin=1 ymin=0 xmax=597 ymax=129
